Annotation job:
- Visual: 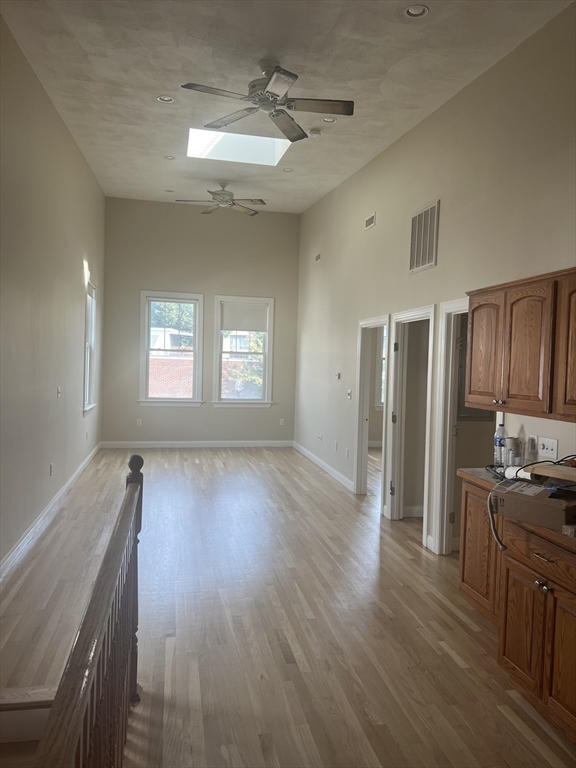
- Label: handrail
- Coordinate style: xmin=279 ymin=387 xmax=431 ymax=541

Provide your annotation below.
xmin=33 ymin=455 xmax=144 ymax=768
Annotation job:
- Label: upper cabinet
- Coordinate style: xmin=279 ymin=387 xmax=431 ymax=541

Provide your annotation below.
xmin=465 ymin=268 xmax=576 ymax=422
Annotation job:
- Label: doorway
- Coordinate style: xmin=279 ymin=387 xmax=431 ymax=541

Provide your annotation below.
xmin=385 ymin=305 xmax=435 ymax=548
xmin=433 ymin=300 xmax=496 ymax=554
xmin=354 ymin=316 xmax=389 ymax=515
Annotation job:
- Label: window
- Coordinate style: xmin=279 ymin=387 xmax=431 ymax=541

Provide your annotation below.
xmin=83 ymin=281 xmax=96 ymax=411
xmin=140 ymin=291 xmax=203 ymax=405
xmin=214 ymin=296 xmax=274 ymax=406
xmin=375 ymin=325 xmax=387 ymax=407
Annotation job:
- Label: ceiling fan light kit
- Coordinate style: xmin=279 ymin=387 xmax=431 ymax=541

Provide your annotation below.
xmin=181 ymin=61 xmax=354 ymax=143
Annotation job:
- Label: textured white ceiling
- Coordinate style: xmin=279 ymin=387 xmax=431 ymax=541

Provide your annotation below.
xmin=1 ymin=0 xmax=570 ymax=213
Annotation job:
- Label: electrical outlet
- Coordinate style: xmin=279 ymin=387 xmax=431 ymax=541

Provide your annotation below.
xmin=137 ymin=419 xmax=142 ymax=427
xmin=280 ymin=418 xmax=285 ymax=425
xmin=49 ymin=463 xmax=53 ymax=476
xmin=537 ymin=436 xmax=558 ymax=460
xmin=345 ymin=448 xmax=349 ymax=459
xmin=334 ymin=440 xmax=338 ymax=451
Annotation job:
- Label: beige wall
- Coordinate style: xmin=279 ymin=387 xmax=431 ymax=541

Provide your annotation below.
xmin=402 ymin=321 xmax=428 ymax=514
xmin=295 ymin=6 xmax=575 ymax=530
xmin=0 ymin=19 xmax=105 ymax=560
xmin=102 ymin=199 xmax=299 ymax=443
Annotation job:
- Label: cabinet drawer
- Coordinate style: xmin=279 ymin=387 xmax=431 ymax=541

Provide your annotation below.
xmin=502 ymin=521 xmax=576 ymax=592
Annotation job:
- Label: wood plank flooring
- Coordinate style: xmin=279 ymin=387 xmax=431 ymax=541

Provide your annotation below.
xmin=1 ymin=447 xmax=575 ymax=767
xmin=118 ymin=447 xmax=573 ymax=768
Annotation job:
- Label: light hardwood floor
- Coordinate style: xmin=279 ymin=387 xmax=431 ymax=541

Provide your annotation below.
xmin=121 ymin=447 xmax=573 ymax=768
xmin=2 ymin=447 xmax=574 ymax=767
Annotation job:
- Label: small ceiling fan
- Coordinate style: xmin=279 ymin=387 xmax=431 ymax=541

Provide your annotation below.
xmin=182 ymin=60 xmax=354 ymax=143
xmin=175 ymin=186 xmax=265 ymax=216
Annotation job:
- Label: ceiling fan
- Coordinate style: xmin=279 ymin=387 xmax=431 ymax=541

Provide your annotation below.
xmin=181 ymin=59 xmax=354 ymax=143
xmin=175 ymin=186 xmax=266 ymax=216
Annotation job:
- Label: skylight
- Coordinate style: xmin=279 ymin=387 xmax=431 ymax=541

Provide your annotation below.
xmin=187 ymin=128 xmax=290 ymax=166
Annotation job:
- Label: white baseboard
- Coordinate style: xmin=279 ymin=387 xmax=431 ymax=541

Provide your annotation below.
xmin=292 ymin=443 xmax=354 ymax=492
xmin=0 ymin=443 xmax=101 ymax=582
xmin=368 ymin=441 xmax=382 ymax=448
xmin=100 ymin=440 xmax=294 ymax=449
xmin=403 ymin=505 xmax=424 ymax=518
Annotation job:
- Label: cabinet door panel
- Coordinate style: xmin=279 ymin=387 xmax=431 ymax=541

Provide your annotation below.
xmin=502 ymin=279 xmax=555 ymax=413
xmin=465 ymin=290 xmax=505 ymax=408
xmin=543 ymin=585 xmax=576 ymax=734
xmin=459 ymin=483 xmax=498 ymax=616
xmin=498 ymin=558 xmax=546 ymax=695
xmin=554 ymin=272 xmax=576 ymax=419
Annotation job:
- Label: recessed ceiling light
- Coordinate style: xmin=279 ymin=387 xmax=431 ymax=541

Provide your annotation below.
xmin=405 ymin=5 xmax=429 ymax=17
xmin=322 ymin=117 xmax=337 ymax=123
xmin=283 ymin=168 xmax=293 ymax=173
xmin=157 ymin=95 xmax=174 ymax=103
xmin=164 ymin=155 xmax=175 ymax=160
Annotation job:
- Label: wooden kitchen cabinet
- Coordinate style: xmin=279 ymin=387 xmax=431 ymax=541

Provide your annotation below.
xmin=465 ymin=267 xmax=575 ymax=421
xmin=459 ymin=481 xmax=501 ymax=624
xmin=498 ymin=556 xmax=546 ymax=696
xmin=458 ymin=469 xmax=576 ymax=743
xmin=498 ymin=519 xmax=576 ymax=742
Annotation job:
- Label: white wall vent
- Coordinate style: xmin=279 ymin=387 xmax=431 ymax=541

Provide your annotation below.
xmin=410 ymin=200 xmax=439 ymax=273
xmin=364 ymin=213 xmax=376 ymax=231
xmin=314 ymin=252 xmax=321 ymax=262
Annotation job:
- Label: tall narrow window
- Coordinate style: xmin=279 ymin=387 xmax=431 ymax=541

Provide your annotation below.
xmin=84 ymin=281 xmax=96 ymax=411
xmin=140 ymin=291 xmax=203 ymax=404
xmin=214 ymin=296 xmax=274 ymax=406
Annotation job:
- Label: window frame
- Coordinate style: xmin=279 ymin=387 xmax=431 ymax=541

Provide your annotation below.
xmin=213 ymin=295 xmax=274 ymax=407
xmin=139 ymin=290 xmax=204 ymax=406
xmin=83 ymin=280 xmax=97 ymax=413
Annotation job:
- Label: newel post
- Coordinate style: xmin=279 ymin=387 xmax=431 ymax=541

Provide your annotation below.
xmin=127 ymin=454 xmax=144 ymax=703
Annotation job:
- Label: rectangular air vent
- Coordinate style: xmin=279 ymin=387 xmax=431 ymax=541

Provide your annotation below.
xmin=410 ymin=200 xmax=439 ymax=273
xmin=364 ymin=213 xmax=376 ymax=231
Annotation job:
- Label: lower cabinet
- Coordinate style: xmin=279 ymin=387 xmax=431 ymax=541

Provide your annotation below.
xmin=498 ymin=534 xmax=576 ymax=742
xmin=459 ymin=482 xmax=501 ymax=624
xmin=458 ymin=472 xmax=576 ymax=744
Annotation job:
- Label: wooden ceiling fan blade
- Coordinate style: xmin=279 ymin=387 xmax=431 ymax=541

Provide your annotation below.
xmin=232 ymin=203 xmax=258 ymax=216
xmin=201 ymin=204 xmax=220 ymax=214
xmin=181 ymin=83 xmax=247 ymax=101
xmin=235 ymin=199 xmax=266 ymax=205
xmin=264 ymin=66 xmax=298 ymax=100
xmin=204 ymin=107 xmax=259 ymax=130
xmin=269 ymin=110 xmax=307 ymax=142
xmin=284 ymin=98 xmax=354 ymax=116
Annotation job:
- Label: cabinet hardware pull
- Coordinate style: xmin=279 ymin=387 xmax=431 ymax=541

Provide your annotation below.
xmin=493 ymin=399 xmax=498 ymax=404
xmin=534 ymin=580 xmax=544 ymax=588
xmin=542 ymin=585 xmax=552 ymax=593
xmin=533 ymin=552 xmax=553 ymax=563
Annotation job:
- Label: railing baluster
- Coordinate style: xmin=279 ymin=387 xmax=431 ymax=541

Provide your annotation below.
xmin=33 ymin=456 xmax=144 ymax=768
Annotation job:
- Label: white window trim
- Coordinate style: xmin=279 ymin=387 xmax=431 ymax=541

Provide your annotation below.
xmin=213 ymin=295 xmax=274 ymax=406
xmin=139 ymin=290 xmax=204 ymax=404
xmin=83 ymin=280 xmax=97 ymax=413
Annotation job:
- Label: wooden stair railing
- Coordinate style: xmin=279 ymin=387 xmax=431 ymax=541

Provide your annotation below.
xmin=32 ymin=455 xmax=144 ymax=768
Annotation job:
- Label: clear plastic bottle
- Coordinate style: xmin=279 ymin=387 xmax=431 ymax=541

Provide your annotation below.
xmin=494 ymin=423 xmax=508 ymax=468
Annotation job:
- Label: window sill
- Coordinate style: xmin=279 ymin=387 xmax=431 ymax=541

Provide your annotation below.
xmin=138 ymin=400 xmax=204 ymax=407
xmin=83 ymin=404 xmax=97 ymax=415
xmin=212 ymin=401 xmax=273 ymax=408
